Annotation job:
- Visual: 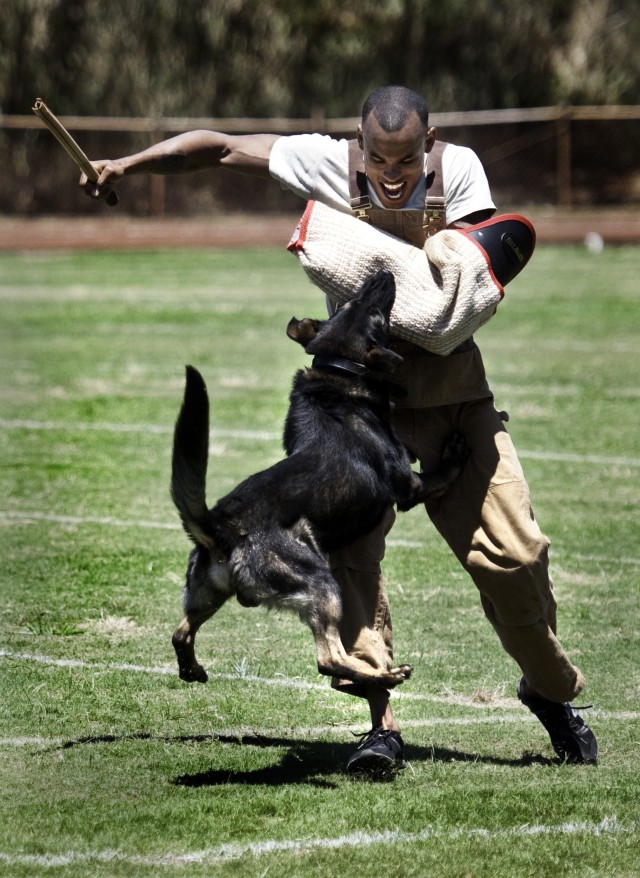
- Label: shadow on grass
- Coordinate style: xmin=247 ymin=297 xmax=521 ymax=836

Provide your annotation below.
xmin=59 ymin=731 xmax=553 ymax=787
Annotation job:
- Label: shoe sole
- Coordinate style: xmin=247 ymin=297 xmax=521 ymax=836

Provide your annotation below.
xmin=346 ymin=754 xmax=404 ymax=778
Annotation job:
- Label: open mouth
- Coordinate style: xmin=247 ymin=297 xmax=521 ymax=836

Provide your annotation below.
xmin=380 ymin=180 xmax=406 ymax=203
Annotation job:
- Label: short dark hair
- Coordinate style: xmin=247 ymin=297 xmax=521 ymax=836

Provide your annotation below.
xmin=362 ymin=86 xmax=429 ymax=132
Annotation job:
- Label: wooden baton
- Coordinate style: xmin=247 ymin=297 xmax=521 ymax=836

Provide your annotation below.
xmin=32 ymin=98 xmax=119 ymax=206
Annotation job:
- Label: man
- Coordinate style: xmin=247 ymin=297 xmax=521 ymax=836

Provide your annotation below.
xmin=82 ymin=85 xmax=597 ymax=773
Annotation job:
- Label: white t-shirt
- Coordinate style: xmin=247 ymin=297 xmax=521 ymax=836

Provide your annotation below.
xmin=269 ymin=133 xmax=495 ymax=225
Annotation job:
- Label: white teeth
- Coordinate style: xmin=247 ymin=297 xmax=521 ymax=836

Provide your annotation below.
xmin=382 ymin=181 xmax=405 ymax=200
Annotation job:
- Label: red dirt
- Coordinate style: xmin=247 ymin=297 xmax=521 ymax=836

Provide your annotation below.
xmin=1 ymin=210 xmax=639 ymax=251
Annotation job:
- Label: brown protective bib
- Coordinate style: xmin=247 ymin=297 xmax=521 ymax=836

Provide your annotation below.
xmin=345 ymin=139 xmax=491 ymax=404
xmin=348 ymin=139 xmax=448 ymax=246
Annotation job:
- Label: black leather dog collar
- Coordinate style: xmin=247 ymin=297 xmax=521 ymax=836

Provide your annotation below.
xmin=311 ymin=355 xmax=369 ymax=376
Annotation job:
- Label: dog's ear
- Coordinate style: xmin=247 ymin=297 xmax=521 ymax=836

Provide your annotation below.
xmin=286 ymin=316 xmax=323 ymax=347
xmin=364 ymin=347 xmax=404 ymax=373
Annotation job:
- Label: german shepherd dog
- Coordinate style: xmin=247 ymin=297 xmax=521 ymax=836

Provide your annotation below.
xmin=170 ymin=269 xmax=468 ymax=689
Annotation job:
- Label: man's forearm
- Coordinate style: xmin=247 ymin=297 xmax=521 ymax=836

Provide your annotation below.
xmin=119 ymin=131 xmax=236 ymax=176
xmin=82 ymin=129 xmax=279 ymax=198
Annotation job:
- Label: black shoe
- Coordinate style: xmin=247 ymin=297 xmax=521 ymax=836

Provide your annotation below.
xmin=346 ymin=727 xmax=405 ymax=776
xmin=461 ymin=214 xmax=536 ymax=287
xmin=517 ymin=678 xmax=598 ymax=764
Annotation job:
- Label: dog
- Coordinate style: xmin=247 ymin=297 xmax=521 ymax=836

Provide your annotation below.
xmin=170 ymin=269 xmax=468 ymax=689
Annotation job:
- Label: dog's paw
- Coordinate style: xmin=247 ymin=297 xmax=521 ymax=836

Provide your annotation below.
xmin=173 ymin=635 xmax=209 ymax=682
xmin=442 ymin=431 xmax=470 ymax=468
xmin=382 ymin=664 xmax=413 ymax=687
xmin=178 ymin=663 xmax=209 ymax=684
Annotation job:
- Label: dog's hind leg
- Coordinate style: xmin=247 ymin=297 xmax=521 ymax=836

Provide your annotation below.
xmin=173 ymin=604 xmax=227 ymax=683
xmin=172 ymin=598 xmax=229 ymax=683
xmin=173 ymin=552 xmax=233 ymax=683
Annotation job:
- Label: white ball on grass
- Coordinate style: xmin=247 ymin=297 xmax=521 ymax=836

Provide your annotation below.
xmin=584 ymin=232 xmax=604 ymax=254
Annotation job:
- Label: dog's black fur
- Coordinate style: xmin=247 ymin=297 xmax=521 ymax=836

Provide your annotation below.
xmin=170 ymin=270 xmax=468 ymax=688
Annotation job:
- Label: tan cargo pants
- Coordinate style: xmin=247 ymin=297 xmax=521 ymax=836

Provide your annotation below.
xmin=329 ymin=387 xmax=586 ymax=704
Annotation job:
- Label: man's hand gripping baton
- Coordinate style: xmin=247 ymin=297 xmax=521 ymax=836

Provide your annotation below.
xmin=32 ymin=98 xmax=119 ymax=206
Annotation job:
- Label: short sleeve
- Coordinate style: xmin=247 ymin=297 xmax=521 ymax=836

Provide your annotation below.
xmin=442 ymin=145 xmax=496 ymax=225
xmin=269 ymin=134 xmax=352 ymax=212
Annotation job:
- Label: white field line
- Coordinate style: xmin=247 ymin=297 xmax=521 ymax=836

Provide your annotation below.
xmin=567 ymin=551 xmax=640 ymax=567
xmin=5 ymin=708 xmax=640 ymax=751
xmin=2 ymin=649 xmax=638 ymax=727
xmin=0 ymin=418 xmax=279 ymax=441
xmin=484 ymin=336 xmax=640 ymax=355
xmin=0 ymin=648 xmax=513 ymax=705
xmin=0 ymin=508 xmax=422 ymax=550
xmin=0 ymin=509 xmax=183 ymax=531
xmin=2 ymin=417 xmax=640 ymax=468
xmin=0 ymin=817 xmax=634 ymax=868
xmin=3 ymin=510 xmax=640 ymax=567
xmin=515 ymin=449 xmax=640 ymax=467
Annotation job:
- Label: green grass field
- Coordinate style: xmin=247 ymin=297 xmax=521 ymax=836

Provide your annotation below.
xmin=1 ymin=243 xmax=639 ymax=877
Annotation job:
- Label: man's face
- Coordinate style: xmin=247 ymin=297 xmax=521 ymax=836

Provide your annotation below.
xmin=357 ymin=111 xmax=435 ymax=209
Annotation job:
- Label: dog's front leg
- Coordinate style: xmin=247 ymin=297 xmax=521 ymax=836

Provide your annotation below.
xmin=265 ymin=529 xmax=413 ymax=688
xmin=313 ymin=622 xmax=413 ymax=688
xmin=413 ymin=431 xmax=470 ymax=504
xmin=305 ymin=582 xmax=412 ymax=688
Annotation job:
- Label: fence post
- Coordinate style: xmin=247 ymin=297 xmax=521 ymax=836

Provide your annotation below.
xmin=150 ymin=125 xmax=166 ymax=216
xmin=556 ymin=112 xmax=572 ymax=207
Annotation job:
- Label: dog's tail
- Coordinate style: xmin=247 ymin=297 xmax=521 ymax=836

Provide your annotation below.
xmin=171 ymin=366 xmax=219 ymax=551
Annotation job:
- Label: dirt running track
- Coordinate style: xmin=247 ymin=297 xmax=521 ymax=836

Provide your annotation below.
xmin=1 ymin=210 xmax=639 ymax=251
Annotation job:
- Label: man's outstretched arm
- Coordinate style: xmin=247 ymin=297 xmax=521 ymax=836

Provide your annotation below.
xmin=80 ymin=130 xmax=280 ymax=199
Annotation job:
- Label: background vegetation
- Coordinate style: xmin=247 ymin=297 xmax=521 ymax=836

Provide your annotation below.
xmin=2 ymin=0 xmax=640 ymax=216
xmin=2 ymin=0 xmax=640 ymax=118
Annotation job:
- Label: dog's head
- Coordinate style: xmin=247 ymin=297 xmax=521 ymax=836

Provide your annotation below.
xmin=286 ymin=269 xmax=403 ymax=373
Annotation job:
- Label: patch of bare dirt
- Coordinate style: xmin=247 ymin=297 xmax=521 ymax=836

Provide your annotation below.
xmin=1 ymin=209 xmax=639 ymax=251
